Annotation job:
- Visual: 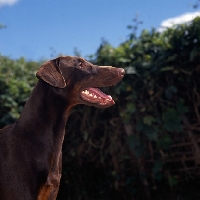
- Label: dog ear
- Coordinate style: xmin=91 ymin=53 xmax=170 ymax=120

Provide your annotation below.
xmin=36 ymin=58 xmax=66 ymax=88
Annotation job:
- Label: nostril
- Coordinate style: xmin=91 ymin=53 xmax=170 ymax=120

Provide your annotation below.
xmin=118 ymin=68 xmax=125 ymax=77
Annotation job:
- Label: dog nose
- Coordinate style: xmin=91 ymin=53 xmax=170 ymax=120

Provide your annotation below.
xmin=118 ymin=68 xmax=125 ymax=77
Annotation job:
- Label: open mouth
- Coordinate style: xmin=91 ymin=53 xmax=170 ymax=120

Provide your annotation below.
xmin=80 ymin=87 xmax=115 ymax=106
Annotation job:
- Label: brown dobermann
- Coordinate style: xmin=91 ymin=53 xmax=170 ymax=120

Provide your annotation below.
xmin=0 ymin=56 xmax=124 ymax=200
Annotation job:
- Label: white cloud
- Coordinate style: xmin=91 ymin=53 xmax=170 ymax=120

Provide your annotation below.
xmin=158 ymin=12 xmax=200 ymax=32
xmin=0 ymin=0 xmax=18 ymax=7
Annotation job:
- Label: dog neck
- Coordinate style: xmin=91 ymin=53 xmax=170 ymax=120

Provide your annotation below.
xmin=14 ymin=80 xmax=72 ymax=198
xmin=16 ymin=80 xmax=72 ymax=142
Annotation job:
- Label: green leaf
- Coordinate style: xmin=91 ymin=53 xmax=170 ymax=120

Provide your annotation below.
xmin=157 ymin=135 xmax=172 ymax=150
xmin=160 ymin=66 xmax=174 ymax=72
xmin=143 ymin=125 xmax=158 ymax=141
xmin=126 ymin=135 xmax=144 ymax=157
xmin=162 ymin=108 xmax=183 ymax=132
xmin=152 ymin=161 xmax=163 ymax=175
xmin=136 ymin=120 xmax=158 ymax=141
xmin=177 ymin=99 xmax=188 ymax=114
xmin=136 ymin=120 xmax=143 ymax=132
xmin=168 ymin=176 xmax=178 ymax=187
xmin=143 ymin=115 xmax=155 ymax=125
xmin=127 ymin=135 xmax=140 ymax=151
xmin=165 ymin=85 xmax=177 ymax=100
xmin=126 ymin=103 xmax=136 ymax=114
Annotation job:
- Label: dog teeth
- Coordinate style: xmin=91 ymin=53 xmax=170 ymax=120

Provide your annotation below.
xmin=100 ymin=102 xmax=107 ymax=105
xmin=82 ymin=90 xmax=89 ymax=95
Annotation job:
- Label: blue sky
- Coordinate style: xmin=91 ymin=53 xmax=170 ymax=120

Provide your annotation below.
xmin=0 ymin=0 xmax=199 ymax=61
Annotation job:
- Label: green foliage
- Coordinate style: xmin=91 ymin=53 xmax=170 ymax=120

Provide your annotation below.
xmin=168 ymin=176 xmax=178 ymax=188
xmin=62 ymin=17 xmax=200 ymax=199
xmin=0 ymin=56 xmax=40 ymax=127
xmin=162 ymin=108 xmax=182 ymax=132
xmin=157 ymin=134 xmax=172 ymax=150
xmin=152 ymin=161 xmax=163 ymax=177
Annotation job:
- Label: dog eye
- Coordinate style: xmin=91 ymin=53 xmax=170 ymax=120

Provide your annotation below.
xmin=79 ymin=62 xmax=83 ymax=68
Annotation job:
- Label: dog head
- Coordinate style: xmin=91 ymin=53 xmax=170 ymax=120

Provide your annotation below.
xmin=36 ymin=56 xmax=124 ymax=108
